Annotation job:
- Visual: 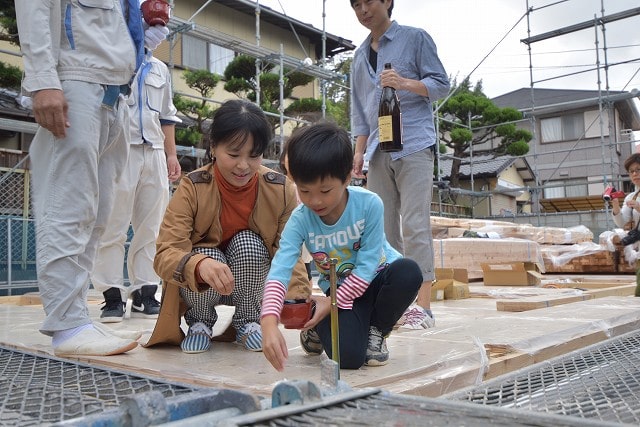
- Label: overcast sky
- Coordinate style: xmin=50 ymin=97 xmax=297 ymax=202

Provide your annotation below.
xmin=256 ymin=0 xmax=640 ymax=99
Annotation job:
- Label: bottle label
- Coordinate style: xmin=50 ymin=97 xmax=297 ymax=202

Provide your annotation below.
xmin=378 ymin=115 xmax=393 ymax=142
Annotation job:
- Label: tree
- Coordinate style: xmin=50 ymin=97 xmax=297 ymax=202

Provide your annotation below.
xmin=0 ymin=0 xmax=18 ymax=46
xmin=224 ymin=54 xmax=313 ymax=115
xmin=224 ymin=54 xmax=317 ymax=158
xmin=322 ymin=54 xmax=352 ymax=130
xmin=437 ymin=78 xmax=532 ymax=189
xmin=173 ymin=69 xmax=221 ymax=150
xmin=0 ymin=0 xmax=21 ymax=90
xmin=0 ymin=61 xmax=21 ymax=90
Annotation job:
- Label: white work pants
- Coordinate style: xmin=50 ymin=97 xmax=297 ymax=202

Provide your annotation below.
xmin=31 ymin=81 xmax=129 ymax=335
xmin=91 ymin=144 xmax=169 ymax=299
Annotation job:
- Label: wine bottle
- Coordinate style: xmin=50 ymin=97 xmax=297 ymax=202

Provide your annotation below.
xmin=378 ymin=63 xmax=403 ymax=152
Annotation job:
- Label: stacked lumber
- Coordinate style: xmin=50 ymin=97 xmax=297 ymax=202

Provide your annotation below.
xmin=541 ymin=242 xmax=617 ymax=274
xmin=431 ymin=216 xmax=593 ymax=244
xmin=433 ymin=238 xmax=543 ymax=280
xmin=430 ymin=216 xmax=633 ymax=275
xmin=614 ymin=243 xmax=637 ymax=273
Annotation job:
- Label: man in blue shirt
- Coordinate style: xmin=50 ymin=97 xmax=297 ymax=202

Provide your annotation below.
xmin=350 ymin=0 xmax=450 ymax=329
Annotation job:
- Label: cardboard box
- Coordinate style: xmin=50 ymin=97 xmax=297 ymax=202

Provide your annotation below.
xmin=444 ymin=282 xmax=470 ymax=300
xmin=432 ymin=268 xmax=469 ymax=300
xmin=481 ymin=262 xmax=543 ymax=286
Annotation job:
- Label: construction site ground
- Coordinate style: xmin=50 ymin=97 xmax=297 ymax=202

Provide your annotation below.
xmin=1 ymin=273 xmax=639 ymax=400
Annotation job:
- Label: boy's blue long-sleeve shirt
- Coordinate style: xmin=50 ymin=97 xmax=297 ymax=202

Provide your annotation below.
xmin=262 ymin=186 xmax=401 ymax=319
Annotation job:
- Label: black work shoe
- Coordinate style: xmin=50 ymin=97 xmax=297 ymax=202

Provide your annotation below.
xmin=131 ymin=285 xmax=160 ymax=318
xmin=300 ymin=328 xmax=323 ymax=355
xmin=100 ymin=287 xmax=125 ymax=323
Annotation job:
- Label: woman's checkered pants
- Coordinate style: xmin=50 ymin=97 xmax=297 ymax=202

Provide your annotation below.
xmin=179 ymin=230 xmax=270 ymax=330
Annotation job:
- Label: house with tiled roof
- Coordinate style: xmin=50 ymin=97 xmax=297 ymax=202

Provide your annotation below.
xmin=437 ymin=153 xmax=535 ymax=218
xmin=491 ymin=88 xmax=640 ymax=214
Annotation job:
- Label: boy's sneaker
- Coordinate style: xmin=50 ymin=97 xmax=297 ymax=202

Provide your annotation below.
xmin=131 ymin=285 xmax=160 ymax=318
xmin=299 ymin=328 xmax=323 ymax=355
xmin=396 ymin=305 xmax=435 ymax=330
xmin=365 ymin=326 xmax=389 ymax=366
xmin=181 ymin=322 xmax=213 ymax=354
xmin=100 ymin=287 xmax=125 ymax=323
xmin=236 ymin=322 xmax=263 ymax=352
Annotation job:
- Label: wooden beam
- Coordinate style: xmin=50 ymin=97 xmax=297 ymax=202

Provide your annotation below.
xmin=496 ymin=284 xmax=635 ymax=312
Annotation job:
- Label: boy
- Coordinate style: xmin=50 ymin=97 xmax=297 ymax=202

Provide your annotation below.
xmin=261 ymin=122 xmax=422 ymax=370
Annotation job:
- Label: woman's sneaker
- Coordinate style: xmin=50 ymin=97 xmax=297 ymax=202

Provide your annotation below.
xmin=181 ymin=322 xmax=213 ymax=354
xmin=365 ymin=326 xmax=389 ymax=366
xmin=236 ymin=322 xmax=263 ymax=352
xmin=299 ymin=328 xmax=323 ymax=355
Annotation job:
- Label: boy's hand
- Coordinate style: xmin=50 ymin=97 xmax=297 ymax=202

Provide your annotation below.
xmin=262 ymin=315 xmax=288 ymax=371
xmin=302 ymin=295 xmax=330 ymax=329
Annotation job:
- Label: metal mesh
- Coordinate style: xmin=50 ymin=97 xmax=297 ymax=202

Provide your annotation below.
xmin=0 ymin=345 xmax=199 ymax=426
xmin=446 ymin=330 xmax=640 ymax=426
xmin=0 ymin=216 xmax=38 ymax=292
xmin=226 ymin=390 xmax=611 ymax=427
xmin=0 ymin=163 xmax=32 ymax=217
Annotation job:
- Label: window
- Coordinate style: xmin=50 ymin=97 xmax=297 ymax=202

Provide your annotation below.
xmin=182 ymin=34 xmax=235 ymax=75
xmin=209 ymin=44 xmax=235 ymax=75
xmin=540 ymin=113 xmax=585 ymax=142
xmin=543 ymin=179 xmax=588 ymax=198
xmin=182 ymin=34 xmax=207 ymax=70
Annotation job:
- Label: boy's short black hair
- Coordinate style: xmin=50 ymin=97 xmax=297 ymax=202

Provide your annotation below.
xmin=209 ymin=99 xmax=272 ymax=157
xmin=286 ymin=122 xmax=353 ymax=185
xmin=349 ymin=0 xmax=393 ymax=17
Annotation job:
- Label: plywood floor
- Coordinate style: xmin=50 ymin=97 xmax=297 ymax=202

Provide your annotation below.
xmin=1 ymin=275 xmax=640 ymax=399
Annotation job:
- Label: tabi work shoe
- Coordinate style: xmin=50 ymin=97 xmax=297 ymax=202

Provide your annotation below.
xmin=181 ymin=322 xmax=214 ymax=354
xmin=365 ymin=326 xmax=389 ymax=367
xmin=131 ymin=285 xmax=161 ymax=318
xmin=53 ymin=326 xmax=137 ymax=357
xmin=236 ymin=322 xmax=263 ymax=352
xmin=299 ymin=328 xmax=323 ymax=355
xmin=93 ymin=322 xmax=142 ymax=341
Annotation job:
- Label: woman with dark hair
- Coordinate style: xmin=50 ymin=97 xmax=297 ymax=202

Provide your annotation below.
xmin=144 ymin=99 xmax=311 ymax=353
xmin=611 ymin=153 xmax=640 ymax=297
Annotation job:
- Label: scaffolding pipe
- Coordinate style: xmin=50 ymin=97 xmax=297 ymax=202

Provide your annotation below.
xmin=255 ymin=1 xmax=261 ymax=106
xmin=525 ymin=0 xmax=542 ymax=221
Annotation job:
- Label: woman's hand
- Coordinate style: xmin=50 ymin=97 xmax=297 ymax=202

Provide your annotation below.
xmin=612 ymin=197 xmax=621 ymax=215
xmin=197 ymin=258 xmax=234 ymax=295
xmin=626 ymin=199 xmax=640 ymax=212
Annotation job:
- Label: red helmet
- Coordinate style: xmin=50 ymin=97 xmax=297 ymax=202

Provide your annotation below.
xmin=141 ymin=0 xmax=171 ymax=27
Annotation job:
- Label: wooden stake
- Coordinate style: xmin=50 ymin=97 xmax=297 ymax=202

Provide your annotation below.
xmin=329 ymin=258 xmax=340 ymax=372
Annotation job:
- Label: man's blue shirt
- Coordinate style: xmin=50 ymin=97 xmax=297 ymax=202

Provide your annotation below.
xmin=351 ymin=21 xmax=450 ymax=161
